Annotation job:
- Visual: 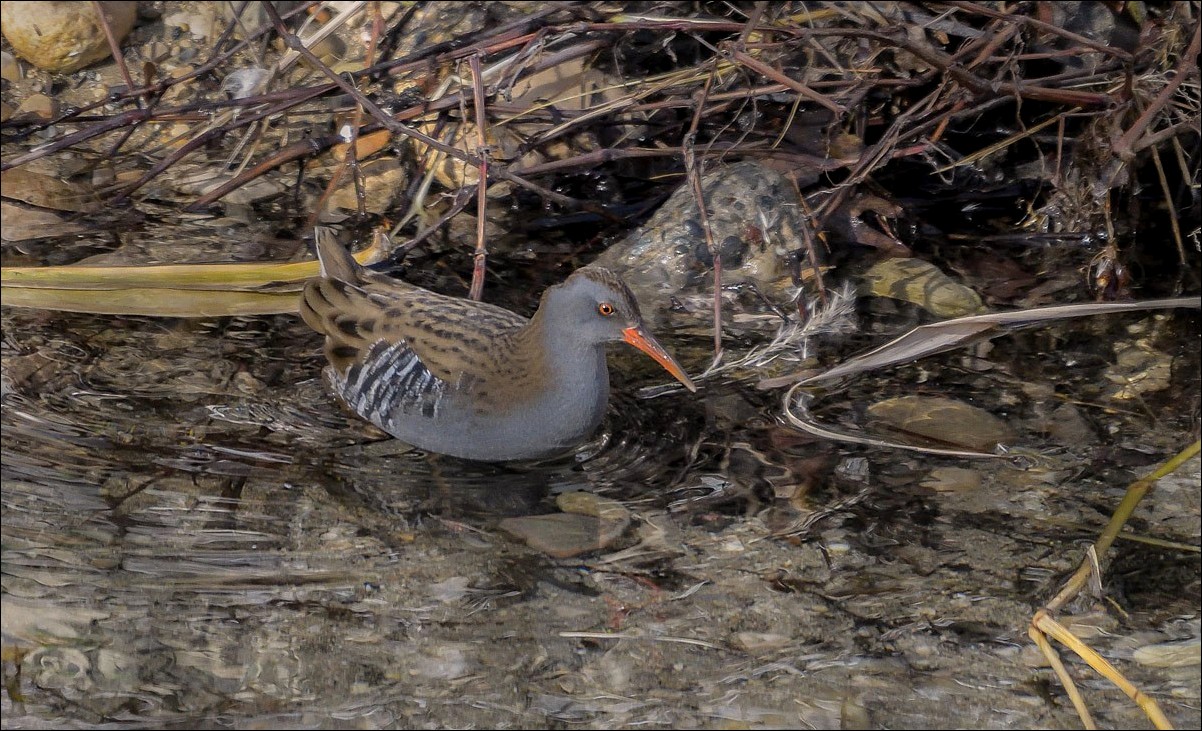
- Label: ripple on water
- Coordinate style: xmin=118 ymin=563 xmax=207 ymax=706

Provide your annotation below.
xmin=5 ymin=297 xmax=1199 ymax=729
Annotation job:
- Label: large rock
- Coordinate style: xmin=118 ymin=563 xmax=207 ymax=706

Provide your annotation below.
xmin=1 ymin=2 xmax=137 ymax=73
xmin=592 ymin=161 xmax=804 ymax=324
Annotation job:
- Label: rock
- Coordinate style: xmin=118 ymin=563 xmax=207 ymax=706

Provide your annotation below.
xmin=921 ymin=466 xmax=984 ymax=492
xmin=1 ymin=2 xmax=137 ymax=73
xmin=0 ymin=168 xmax=97 ymax=212
xmin=1 ymin=51 xmax=21 ymax=82
xmin=1036 ymin=402 xmax=1098 ymax=446
xmin=1105 ymin=336 xmax=1173 ymax=400
xmin=556 ymin=491 xmax=631 ymax=547
xmin=0 ymin=200 xmax=87 ymax=241
xmin=867 ymin=395 xmax=1016 ymax=451
xmin=14 ymin=93 xmax=55 ymax=121
xmin=593 ymin=161 xmax=804 ymax=309
xmin=498 ymin=496 xmax=632 ymax=559
xmin=162 ymin=7 xmax=218 ymax=42
xmin=861 ymin=258 xmax=987 ymax=318
xmin=499 ymin=513 xmax=607 ymax=559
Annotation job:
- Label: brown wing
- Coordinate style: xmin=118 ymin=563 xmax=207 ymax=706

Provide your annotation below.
xmin=299 ymin=230 xmax=536 ymax=422
xmin=300 ymin=259 xmax=529 ymax=386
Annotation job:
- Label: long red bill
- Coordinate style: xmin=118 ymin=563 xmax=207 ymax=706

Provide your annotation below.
xmin=622 ymin=326 xmax=697 ymax=392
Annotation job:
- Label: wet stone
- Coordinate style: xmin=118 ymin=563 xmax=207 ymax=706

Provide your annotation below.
xmin=861 ymin=257 xmax=987 ymax=318
xmin=1106 ymin=337 xmax=1174 ymax=400
xmin=1036 ymin=402 xmax=1098 ymax=445
xmin=14 ymin=93 xmax=56 ymax=122
xmin=593 ymin=160 xmax=804 ymax=322
xmin=921 ymin=466 xmax=984 ymax=492
xmin=499 ymin=513 xmax=614 ymax=559
xmin=1 ymin=51 xmax=20 ymax=82
xmin=867 ymin=395 xmax=1017 ymax=451
xmin=0 ymin=1 xmax=137 ymax=73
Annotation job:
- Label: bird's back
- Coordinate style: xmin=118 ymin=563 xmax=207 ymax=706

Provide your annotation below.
xmin=299 ymin=233 xmax=576 ymax=459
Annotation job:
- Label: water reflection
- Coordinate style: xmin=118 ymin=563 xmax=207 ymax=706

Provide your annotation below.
xmin=1 ymin=305 xmax=712 ymax=725
xmin=3 ymin=301 xmax=1199 ymax=728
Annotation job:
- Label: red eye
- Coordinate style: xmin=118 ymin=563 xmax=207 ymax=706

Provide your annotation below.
xmin=598 ymin=302 xmax=615 ymax=316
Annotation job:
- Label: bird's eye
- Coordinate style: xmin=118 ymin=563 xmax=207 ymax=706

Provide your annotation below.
xmin=597 ymin=302 xmax=615 ymax=316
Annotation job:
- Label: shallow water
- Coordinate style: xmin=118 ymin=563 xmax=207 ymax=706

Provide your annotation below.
xmin=3 ymin=0 xmax=1200 ymax=721
xmin=3 ymin=281 xmax=1199 ymax=728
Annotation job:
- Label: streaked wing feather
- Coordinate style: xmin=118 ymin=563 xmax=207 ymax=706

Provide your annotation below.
xmin=300 ymin=270 xmax=528 ymax=386
xmin=334 ymin=338 xmax=447 ymax=422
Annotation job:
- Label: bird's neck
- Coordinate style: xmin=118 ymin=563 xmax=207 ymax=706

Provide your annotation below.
xmin=511 ymin=307 xmax=609 ymax=402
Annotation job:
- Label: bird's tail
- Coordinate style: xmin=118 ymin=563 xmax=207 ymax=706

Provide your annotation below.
xmin=313 ymin=227 xmax=361 ymax=282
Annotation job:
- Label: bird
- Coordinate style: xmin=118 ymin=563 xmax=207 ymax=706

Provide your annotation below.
xmin=299 ymin=230 xmax=696 ymax=461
